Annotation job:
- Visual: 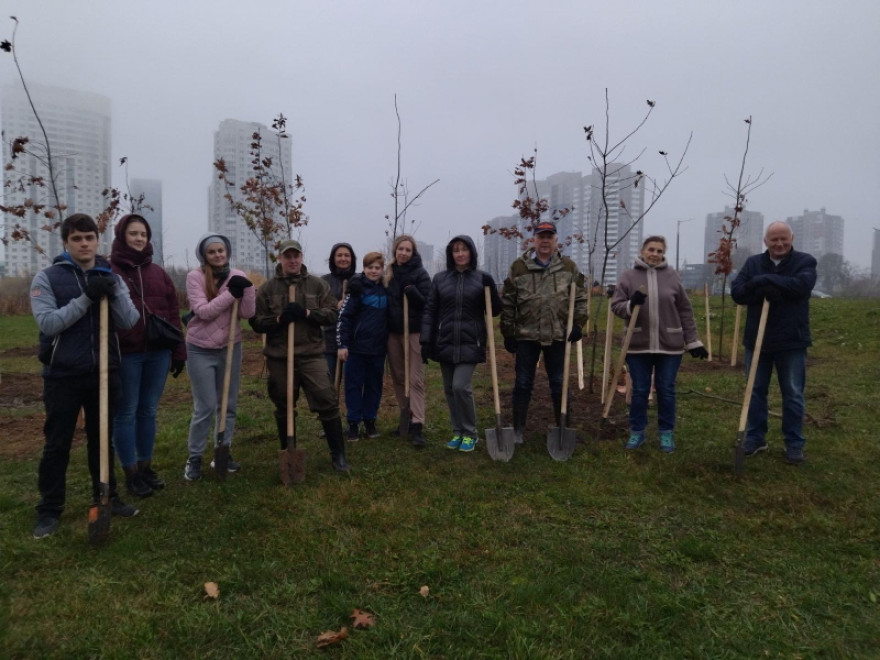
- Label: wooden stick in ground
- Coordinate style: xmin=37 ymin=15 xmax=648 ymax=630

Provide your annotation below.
xmin=704 ymin=282 xmax=713 ymax=362
xmin=213 ymin=298 xmax=239 ymax=480
xmin=734 ymin=299 xmax=770 ymax=474
xmin=730 ymin=304 xmax=742 ymax=367
xmin=602 ymin=288 xmax=644 ymax=419
xmin=88 ymin=296 xmax=111 ymax=545
xmin=601 ymin=299 xmax=614 ymax=405
xmin=285 ymin=284 xmax=306 ymax=484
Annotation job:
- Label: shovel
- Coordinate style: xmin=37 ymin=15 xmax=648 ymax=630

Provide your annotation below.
xmin=88 ymin=296 xmax=111 ymax=546
xmin=734 ymin=298 xmax=770 ymax=474
xmin=334 ymin=280 xmax=347 ymax=404
xmin=283 ymin=284 xmax=307 ymax=485
xmin=483 ymin=286 xmax=515 ymax=462
xmin=547 ymin=282 xmax=579 ymax=461
xmin=213 ymin=299 xmax=239 ymax=480
xmin=600 ymin=286 xmax=645 ymax=434
xmin=398 ymin=295 xmax=411 ymax=439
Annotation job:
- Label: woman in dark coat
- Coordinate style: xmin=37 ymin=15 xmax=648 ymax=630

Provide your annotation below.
xmin=421 ymin=235 xmax=501 ymax=453
xmin=110 ymin=214 xmax=186 ymax=497
xmin=321 ymin=242 xmax=356 ymax=377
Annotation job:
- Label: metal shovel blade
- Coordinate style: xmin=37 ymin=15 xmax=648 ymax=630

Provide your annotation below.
xmin=485 ymin=423 xmax=516 ymax=462
xmin=547 ymin=417 xmax=578 ymax=462
xmin=88 ymin=484 xmax=111 ymax=546
xmin=213 ymin=442 xmax=229 ymax=481
xmin=278 ymin=450 xmax=291 ymax=486
xmin=734 ymin=430 xmax=746 ymax=475
xmin=288 ymin=445 xmax=306 ymax=484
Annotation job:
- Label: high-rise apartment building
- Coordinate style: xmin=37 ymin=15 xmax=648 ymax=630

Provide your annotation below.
xmin=129 ymin=179 xmax=164 ymax=265
xmin=704 ymin=206 xmax=764 ymax=265
xmin=483 ymin=215 xmax=524 ymax=283
xmin=786 ymin=208 xmax=844 ymax=259
xmin=208 ymin=119 xmax=292 ymax=275
xmin=2 ymin=83 xmax=112 ymax=277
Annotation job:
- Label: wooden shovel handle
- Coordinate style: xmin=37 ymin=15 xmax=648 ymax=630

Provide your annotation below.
xmin=99 ymin=296 xmax=109 ymax=492
xmin=403 ymin=294 xmax=410 ymax=398
xmin=287 ymin=285 xmax=296 ymax=437
xmin=484 ymin=286 xmax=502 ymax=416
xmin=601 ymin=297 xmax=614 ymax=404
xmin=603 ymin=288 xmax=644 ymax=419
xmin=559 ymin=282 xmax=577 ymax=417
xmin=738 ymin=299 xmax=770 ymax=432
xmin=218 ymin=298 xmax=239 ymax=435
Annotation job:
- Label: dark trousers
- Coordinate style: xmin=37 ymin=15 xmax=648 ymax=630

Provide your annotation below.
xmin=512 ymin=340 xmax=567 ymax=413
xmin=344 ymin=352 xmax=386 ymax=423
xmin=266 ymin=354 xmax=341 ymax=424
xmin=37 ymin=374 xmax=120 ymax=517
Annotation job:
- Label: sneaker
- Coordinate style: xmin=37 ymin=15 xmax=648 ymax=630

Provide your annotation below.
xmin=784 ymin=446 xmax=805 ymax=465
xmin=625 ymin=432 xmax=645 ymax=450
xmin=110 ymin=498 xmax=139 ymax=518
xmin=33 ymin=516 xmax=59 ymax=540
xmin=347 ymin=422 xmax=360 ymax=441
xmin=184 ymin=455 xmax=202 ymax=481
xmin=743 ymin=441 xmax=768 ymax=457
xmin=446 ymin=436 xmax=463 ymax=450
xmin=659 ymin=431 xmax=676 ymax=453
xmin=209 ymin=455 xmax=241 ymax=472
xmin=458 ymin=436 xmax=477 ymax=453
xmin=364 ymin=420 xmax=380 ymax=438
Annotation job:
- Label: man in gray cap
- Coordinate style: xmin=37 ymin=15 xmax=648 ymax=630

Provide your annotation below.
xmin=250 ymin=239 xmax=350 ymax=474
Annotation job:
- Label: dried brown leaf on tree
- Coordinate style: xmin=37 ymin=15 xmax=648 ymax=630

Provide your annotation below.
xmin=316 ymin=627 xmax=348 ymax=648
xmin=350 ymin=609 xmax=376 ymax=629
xmin=203 ymin=582 xmax=220 ymax=599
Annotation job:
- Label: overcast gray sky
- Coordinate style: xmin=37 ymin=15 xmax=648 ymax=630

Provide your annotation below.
xmin=2 ymin=0 xmax=879 ymax=272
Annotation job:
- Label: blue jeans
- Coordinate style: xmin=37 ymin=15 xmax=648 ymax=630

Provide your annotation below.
xmin=744 ymin=348 xmax=806 ymax=450
xmin=513 ymin=340 xmax=566 ymax=416
xmin=112 ymin=349 xmax=171 ymax=467
xmin=625 ymin=353 xmax=682 ymax=434
xmin=344 ymin=353 xmax=385 ymax=423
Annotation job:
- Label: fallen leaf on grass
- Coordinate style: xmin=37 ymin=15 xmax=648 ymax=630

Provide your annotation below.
xmin=316 ymin=627 xmax=348 ymax=648
xmin=350 ymin=609 xmax=375 ymax=629
xmin=203 ymin=582 xmax=220 ymax=599
xmin=419 ymin=585 xmax=430 ymax=598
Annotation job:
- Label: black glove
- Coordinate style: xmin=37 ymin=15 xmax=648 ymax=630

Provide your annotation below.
xmin=227 ymin=275 xmax=252 ymax=299
xmin=759 ymin=285 xmax=782 ymax=303
xmin=689 ymin=346 xmax=709 ymax=360
xmin=170 ymin=359 xmax=186 ymax=378
xmin=420 ymin=344 xmax=433 ymax=364
xmin=481 ymin=273 xmax=494 ymax=288
xmin=85 ymin=275 xmax=117 ymax=302
xmin=629 ymin=290 xmax=647 ymax=307
xmin=567 ymin=325 xmax=583 ymax=343
xmin=744 ymin=276 xmax=766 ymax=293
xmin=606 ymin=285 xmax=615 ymax=298
xmin=503 ymin=336 xmax=518 ymax=354
xmin=279 ymin=302 xmax=307 ymax=324
xmin=403 ymin=285 xmax=425 ymax=305
xmin=347 ymin=277 xmax=363 ymax=297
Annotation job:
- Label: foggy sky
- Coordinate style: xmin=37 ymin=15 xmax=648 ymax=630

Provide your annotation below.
xmin=2 ymin=0 xmax=878 ymax=273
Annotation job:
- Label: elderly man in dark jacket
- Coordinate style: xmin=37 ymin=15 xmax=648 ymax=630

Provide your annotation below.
xmin=731 ymin=221 xmax=817 ymax=464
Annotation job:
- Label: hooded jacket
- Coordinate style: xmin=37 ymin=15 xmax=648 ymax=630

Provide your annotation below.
xmin=731 ymin=248 xmax=816 ymax=352
xmin=421 ymin=235 xmax=501 ymax=364
xmin=500 ymin=249 xmax=587 ymax=346
xmin=250 ymin=262 xmax=338 ymax=358
xmin=321 ymin=242 xmax=357 ymax=353
xmin=110 ymin=214 xmax=186 ymax=361
xmin=610 ymin=255 xmax=703 ymax=354
xmin=336 ymin=272 xmax=389 ymax=355
xmin=386 ymin=250 xmax=432 ymax=335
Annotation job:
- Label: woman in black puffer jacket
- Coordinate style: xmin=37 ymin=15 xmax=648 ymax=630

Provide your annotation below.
xmin=321 ymin=242 xmax=357 ymax=377
xmin=421 ymin=235 xmax=501 ymax=453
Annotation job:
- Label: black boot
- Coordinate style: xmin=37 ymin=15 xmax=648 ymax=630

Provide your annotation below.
xmin=322 ymin=418 xmax=350 ymax=472
xmin=276 ymin=416 xmax=288 ymax=449
xmin=410 ymin=422 xmax=426 ymax=448
xmin=123 ymin=464 xmax=152 ymax=498
xmin=137 ymin=460 xmax=165 ymax=491
xmin=512 ymin=401 xmax=528 ymax=444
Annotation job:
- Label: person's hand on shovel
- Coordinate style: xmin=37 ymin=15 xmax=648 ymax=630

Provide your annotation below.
xmin=227 ymin=275 xmax=252 ymax=299
xmin=567 ymin=325 xmax=583 ymax=343
xmin=689 ymin=346 xmax=709 ymax=360
xmin=279 ymin=302 xmax=308 ymax=324
xmin=85 ymin=275 xmax=117 ymax=303
xmin=758 ymin=285 xmax=782 ymax=303
xmin=629 ymin=289 xmax=647 ymax=310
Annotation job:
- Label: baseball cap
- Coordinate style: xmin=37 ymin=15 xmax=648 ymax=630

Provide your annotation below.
xmin=278 ymin=239 xmax=303 ymax=254
xmin=533 ymin=221 xmax=557 ymax=235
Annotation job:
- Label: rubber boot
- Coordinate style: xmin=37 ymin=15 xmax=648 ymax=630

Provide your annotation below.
xmin=124 ymin=464 xmax=152 ymax=498
xmin=276 ymin=416 xmax=288 ymax=449
xmin=137 ymin=460 xmax=165 ymax=491
xmin=512 ymin=401 xmax=528 ymax=444
xmin=275 ymin=416 xmax=291 ymax=485
xmin=322 ymin=418 xmax=350 ymax=472
xmin=410 ymin=422 xmax=425 ymax=448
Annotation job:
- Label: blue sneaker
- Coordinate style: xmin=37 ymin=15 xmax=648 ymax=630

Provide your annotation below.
xmin=784 ymin=446 xmax=805 ymax=465
xmin=446 ymin=436 xmax=463 ymax=450
xmin=625 ymin=432 xmax=645 ymax=450
xmin=459 ymin=436 xmax=477 ymax=452
xmin=659 ymin=431 xmax=676 ymax=453
xmin=743 ymin=441 xmax=768 ymax=457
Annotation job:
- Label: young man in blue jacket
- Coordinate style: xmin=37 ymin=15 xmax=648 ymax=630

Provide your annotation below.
xmin=30 ymin=214 xmax=140 ymax=539
xmin=731 ymin=221 xmax=817 ymax=464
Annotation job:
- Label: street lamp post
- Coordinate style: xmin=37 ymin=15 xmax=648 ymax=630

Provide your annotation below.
xmin=675 ymin=219 xmax=692 ymax=271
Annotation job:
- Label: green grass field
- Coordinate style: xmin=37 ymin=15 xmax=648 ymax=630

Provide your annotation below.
xmin=1 ymin=298 xmax=879 ymax=658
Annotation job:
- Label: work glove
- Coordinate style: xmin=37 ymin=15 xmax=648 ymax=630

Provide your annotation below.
xmin=403 ymin=285 xmax=425 ymax=305
xmin=170 ymin=359 xmax=186 ymax=378
xmin=629 ymin=290 xmax=647 ymax=307
xmin=759 ymin=285 xmax=782 ymax=303
xmin=744 ymin=276 xmax=767 ymax=293
xmin=279 ymin=302 xmax=307 ymax=325
xmin=567 ymin=325 xmax=583 ymax=343
xmin=503 ymin=336 xmax=518 ymax=354
xmin=226 ymin=275 xmax=252 ymax=299
xmin=85 ymin=275 xmax=117 ymax=302
xmin=420 ymin=343 xmax=434 ymax=364
xmin=606 ymin=285 xmax=615 ymax=298
xmin=347 ymin=277 xmax=363 ymax=297
xmin=689 ymin=346 xmax=709 ymax=360
xmin=481 ymin=273 xmax=495 ymax=288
